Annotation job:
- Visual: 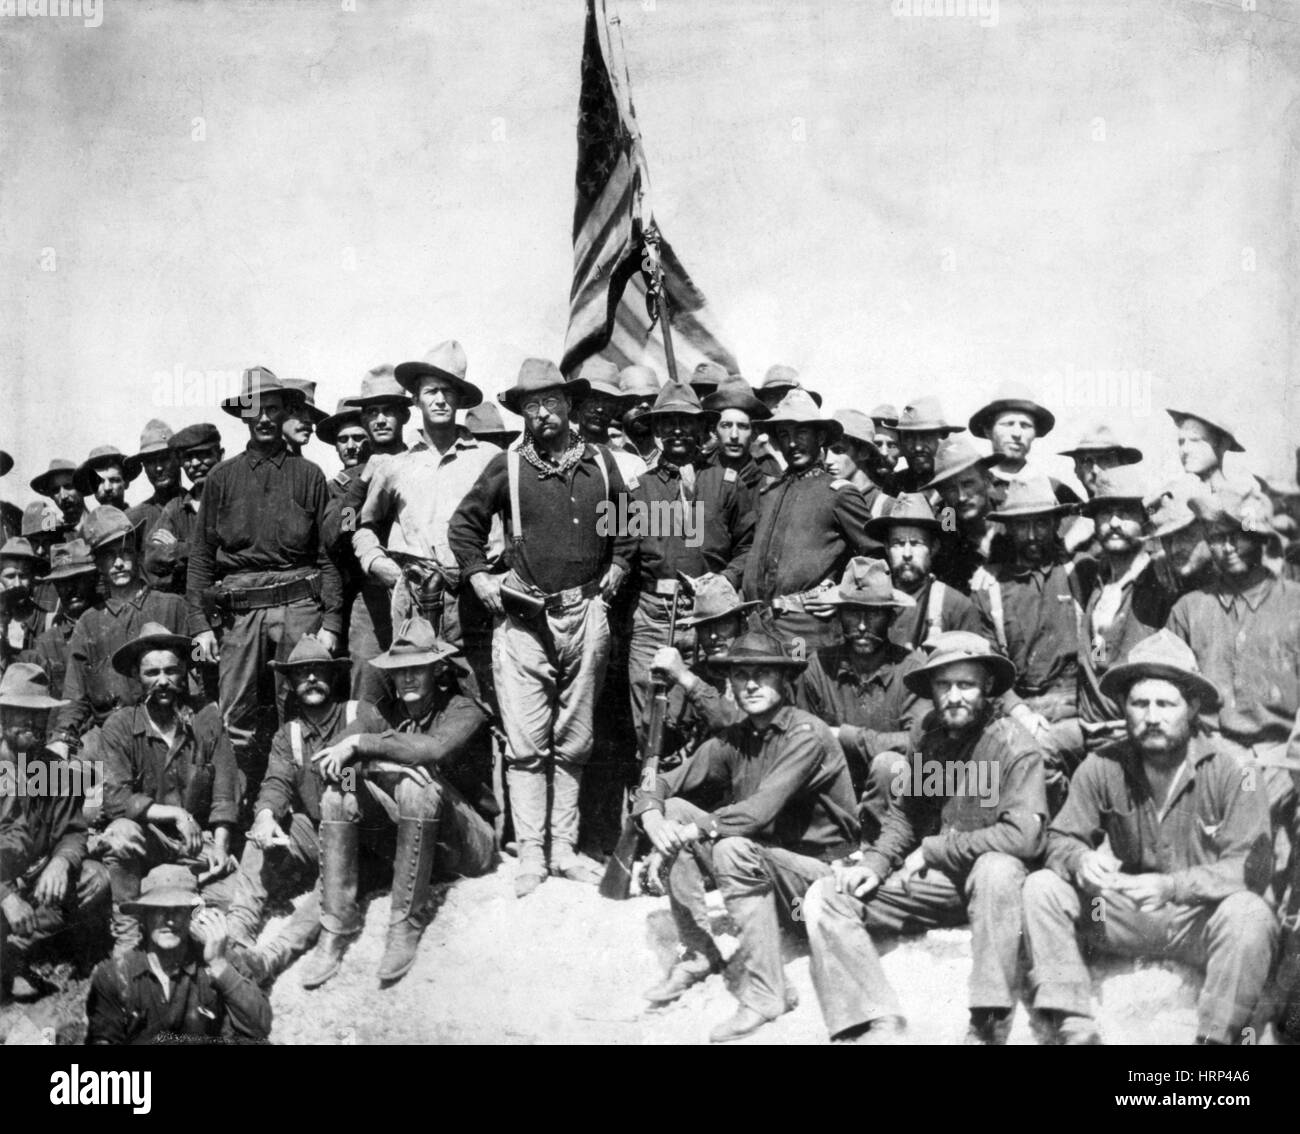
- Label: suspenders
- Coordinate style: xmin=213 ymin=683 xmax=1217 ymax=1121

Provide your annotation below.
xmin=290 ymin=700 xmax=358 ymax=766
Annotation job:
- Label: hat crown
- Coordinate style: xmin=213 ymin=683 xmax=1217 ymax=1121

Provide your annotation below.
xmin=881 ymin=492 xmax=938 ymax=527
xmin=1122 ymin=629 xmax=1203 ymax=678
xmin=761 ymin=364 xmax=800 ymax=389
xmin=389 ymin=616 xmax=454 ymax=657
xmin=168 ymin=422 xmax=221 ymax=451
xmin=831 ymin=408 xmax=876 ymax=443
xmin=47 ymin=539 xmax=93 ymax=571
xmin=1069 ymin=424 xmax=1125 ymax=450
xmin=869 ymin=403 xmax=900 ymax=425
xmin=282 ymin=378 xmax=319 ymax=405
xmin=137 ymin=419 xmax=174 ymax=450
xmin=515 ymin=357 xmax=565 ymax=392
xmin=86 ymin=445 xmax=127 ymax=465
xmin=0 ymin=661 xmax=53 ymax=704
xmin=358 ymin=364 xmax=404 ymax=400
xmin=138 ymin=864 xmax=199 ymax=903
xmin=690 ymin=575 xmax=746 ymax=620
xmin=281 ymin=635 xmax=337 ymax=667
xmin=769 ymin=388 xmax=824 ymax=420
xmin=898 ymin=396 xmax=958 ymax=431
xmin=0 ymin=536 xmax=36 ymax=559
xmin=722 ymin=627 xmax=798 ymax=665
xmin=420 ymin=341 xmax=469 ymax=381
xmin=574 ymin=357 xmax=620 ymax=385
xmin=465 ymin=403 xmax=508 ymax=432
xmin=83 ymin=505 xmax=135 ymax=549
xmin=1189 ymin=485 xmax=1278 ymax=533
xmin=930 ymin=435 xmax=986 ymax=477
xmin=648 ymin=382 xmax=705 ymax=414
xmin=21 ymin=501 xmax=60 ymax=536
xmin=702 ymin=378 xmax=768 ymax=419
xmin=691 ymin=360 xmax=729 ymax=387
xmin=837 ymin=556 xmax=895 ymax=601
xmin=617 ymin=364 xmax=661 ymax=397
xmin=997 ymin=475 xmax=1060 ymax=514
xmin=1090 ymin=463 xmax=1150 ymax=503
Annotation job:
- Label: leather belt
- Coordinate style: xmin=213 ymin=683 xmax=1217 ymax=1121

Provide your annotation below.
xmin=221 ymin=573 xmax=319 ymax=613
xmin=771 ymin=579 xmax=833 ymax=613
xmin=540 ymin=579 xmax=603 ymax=613
xmin=640 ymin=578 xmax=684 ymax=597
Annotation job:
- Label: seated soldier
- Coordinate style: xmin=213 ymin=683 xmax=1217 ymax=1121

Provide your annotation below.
xmin=224 ymin=637 xmax=357 ymax=980
xmin=1022 ymin=632 xmax=1277 ymax=1045
xmin=1 ymin=663 xmax=111 ymax=1002
xmin=794 ymin=557 xmax=928 ymax=840
xmin=97 ymin=623 xmax=239 ymax=951
xmin=647 ymin=574 xmax=757 ymax=764
xmin=803 ymin=631 xmax=1047 ymax=1045
xmin=633 ymin=628 xmax=859 ymax=1043
xmin=298 ymin=617 xmax=497 ymax=988
xmin=85 ymin=865 xmax=270 ymax=1045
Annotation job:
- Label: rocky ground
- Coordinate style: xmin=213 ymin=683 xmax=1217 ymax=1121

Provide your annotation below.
xmin=2 ymin=857 xmax=1280 ymax=1046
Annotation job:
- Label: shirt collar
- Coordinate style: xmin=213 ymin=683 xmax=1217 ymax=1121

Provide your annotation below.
xmin=830 ymin=643 xmax=904 ymax=687
xmin=299 ymin=700 xmax=345 ymax=739
xmin=243 ymin=445 xmax=288 ymax=470
xmin=131 ymin=701 xmax=196 ymax=737
xmin=105 ymin=584 xmax=150 ymax=615
xmin=747 ymin=703 xmax=795 ymax=738
xmin=1102 ymin=549 xmax=1150 ymax=588
xmin=413 ymin=430 xmax=479 ymax=455
xmin=1213 ymin=567 xmax=1274 ymax=612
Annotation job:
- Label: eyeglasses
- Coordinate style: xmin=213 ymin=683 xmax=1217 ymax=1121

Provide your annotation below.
xmin=521 ymin=394 xmax=564 ymax=414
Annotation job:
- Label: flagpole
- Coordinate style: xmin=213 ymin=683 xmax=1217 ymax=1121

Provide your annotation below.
xmin=644 ymin=223 xmax=679 ymax=385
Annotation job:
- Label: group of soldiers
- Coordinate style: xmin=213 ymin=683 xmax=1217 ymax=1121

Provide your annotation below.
xmin=1 ymin=347 xmax=1299 ymax=1045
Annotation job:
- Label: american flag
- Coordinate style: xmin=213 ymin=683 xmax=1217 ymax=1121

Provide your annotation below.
xmin=561 ymin=0 xmax=737 ymax=380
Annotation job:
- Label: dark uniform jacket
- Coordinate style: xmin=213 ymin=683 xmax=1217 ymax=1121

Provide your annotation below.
xmin=256 ymin=698 xmax=357 ymax=825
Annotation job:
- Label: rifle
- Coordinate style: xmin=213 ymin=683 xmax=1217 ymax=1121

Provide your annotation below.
xmin=599 ymin=582 xmax=682 ymax=900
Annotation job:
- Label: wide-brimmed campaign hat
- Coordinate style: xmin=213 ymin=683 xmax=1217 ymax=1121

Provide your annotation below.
xmin=987 ymin=476 xmax=1075 ymax=521
xmin=690 ymin=360 xmax=730 ymax=399
xmin=865 ymin=492 xmax=945 ymax=541
xmin=969 ymin=381 xmax=1056 ymax=439
xmin=573 ymin=357 xmax=624 ymax=400
xmin=641 ymin=381 xmax=716 ymax=423
xmin=123 ymin=420 xmax=175 ymax=479
xmin=822 ymin=557 xmax=915 ymax=609
xmin=0 ymin=662 xmax=68 ymax=710
xmin=903 ymin=630 xmax=1017 ymax=698
xmin=869 ymin=404 xmax=900 ymax=428
xmin=281 ymin=379 xmax=329 ymax=425
xmin=111 ymin=621 xmax=194 ymax=677
xmin=1144 ymin=475 xmax=1202 ymax=539
xmin=702 ymin=378 xmax=770 ymax=421
xmin=463 ymin=403 xmax=521 ymax=447
xmin=759 ymin=364 xmax=822 ymax=408
xmin=714 ymin=627 xmax=807 ymax=672
xmin=44 ymin=539 xmax=96 ymax=581
xmin=499 ymin=358 xmax=587 ymax=416
xmin=395 ymin=341 xmax=483 ymax=407
xmin=1166 ymin=408 xmax=1244 ymax=454
xmin=1080 ymin=464 xmax=1152 ymax=517
xmin=831 ymin=409 xmax=883 ymax=451
xmin=21 ymin=501 xmax=61 ymax=539
xmin=0 ymin=536 xmax=42 ymax=565
xmin=82 ymin=506 xmax=142 ymax=552
xmin=347 ymin=364 xmax=409 ymax=408
xmin=1098 ymin=630 xmax=1221 ymax=711
xmin=30 ymin=458 xmax=79 ymax=498
xmin=317 ymin=399 xmax=366 ymax=445
xmin=894 ymin=397 xmax=964 ymax=435
xmin=678 ymin=575 xmax=761 ymax=628
xmin=923 ymin=435 xmax=999 ymax=490
xmin=168 ymin=422 xmax=222 ymax=453
xmin=122 ymin=864 xmax=203 ymax=915
xmin=766 ymin=389 xmax=843 ymax=442
xmin=220 ymin=366 xmax=305 ymax=419
xmin=617 ymin=364 xmax=662 ymax=402
xmin=1188 ymin=485 xmax=1283 ymax=552
xmin=369 ymin=616 xmax=461 ymax=670
xmin=269 ymin=634 xmax=351 ymax=674
xmin=74 ymin=446 xmax=139 ymax=496
xmin=1058 ymin=425 xmax=1142 ymax=465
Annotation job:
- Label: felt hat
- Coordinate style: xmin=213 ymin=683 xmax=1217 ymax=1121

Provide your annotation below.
xmin=317 ymin=399 xmax=366 ymax=445
xmin=617 ymin=364 xmax=662 ymax=402
xmin=121 ymin=864 xmax=203 ymax=914
xmin=714 ymin=627 xmax=807 ymax=672
xmin=123 ymin=420 xmax=175 ymax=479
xmin=82 ymin=505 xmax=141 ymax=552
xmin=1098 ymin=629 xmax=1221 ymax=711
xmin=831 ymin=409 xmax=882 ymax=450
xmin=903 ymin=630 xmax=1017 ymax=698
xmin=865 ymin=493 xmax=945 ymax=541
xmin=347 ymin=364 xmax=409 ymax=408
xmin=822 ymin=556 xmax=916 ymax=609
xmin=74 ymin=446 xmax=138 ymax=496
xmin=168 ymin=422 xmax=222 ymax=452
xmin=869 ymin=404 xmax=900 ymax=428
xmin=220 ymin=366 xmax=304 ymax=419
xmin=702 ymin=378 xmax=770 ymax=421
xmin=1080 ymin=464 xmax=1152 ymax=517
xmin=0 ymin=536 xmax=42 ymax=565
xmin=641 ymin=382 xmax=715 ymax=423
xmin=1188 ymin=485 xmax=1284 ymax=553
xmin=463 ymin=403 xmax=521 ymax=448
xmin=766 ymin=389 xmax=843 ymax=442
xmin=499 ymin=358 xmax=586 ymax=416
xmin=986 ymin=476 xmax=1074 ymax=521
xmin=923 ymin=435 xmax=999 ymax=490
xmin=690 ymin=360 xmax=730 ymax=399
xmin=677 ymin=575 xmax=761 ymax=628
xmin=268 ymin=634 xmax=351 ymax=673
xmin=759 ymin=364 xmax=822 ymax=408
xmin=281 ymin=379 xmax=329 ymax=425
xmin=395 ymin=341 xmax=483 ymax=407
xmin=1166 ymin=408 xmax=1244 ymax=454
xmin=1058 ymin=424 xmax=1142 ymax=465
xmin=369 ymin=616 xmax=461 ymax=670
xmin=0 ymin=661 xmax=68 ymax=710
xmin=894 ymin=397 xmax=964 ymax=435
xmin=110 ymin=621 xmax=194 ymax=677
xmin=21 ymin=501 xmax=61 ymax=538
xmin=43 ymin=538 xmax=96 ymax=581
xmin=0 ymin=451 xmax=11 ymax=477
xmin=30 ymin=459 xmax=80 ymax=498
xmin=969 ymin=381 xmax=1056 ymax=439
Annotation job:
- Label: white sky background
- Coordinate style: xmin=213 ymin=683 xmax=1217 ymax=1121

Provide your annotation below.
xmin=1 ymin=0 xmax=1297 ymax=501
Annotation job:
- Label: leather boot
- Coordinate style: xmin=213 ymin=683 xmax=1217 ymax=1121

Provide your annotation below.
xmin=299 ymin=821 xmax=360 ymax=990
xmin=376 ymin=815 xmax=439 ymax=985
xmin=507 ymin=766 xmax=549 ymax=898
xmin=643 ymin=944 xmax=724 ymax=1004
xmin=548 ymin=761 xmax=595 ymax=881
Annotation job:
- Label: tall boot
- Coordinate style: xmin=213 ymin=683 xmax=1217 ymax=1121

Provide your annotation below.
xmin=376 ymin=815 xmax=439 ymax=985
xmin=549 ymin=762 xmax=600 ymax=883
xmin=507 ymin=765 xmax=549 ymax=898
xmin=298 ymin=822 xmax=360 ymax=990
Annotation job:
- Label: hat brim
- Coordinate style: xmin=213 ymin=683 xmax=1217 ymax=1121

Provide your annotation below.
xmin=220 ymin=382 xmax=307 ymax=418
xmin=1166 ymin=410 xmax=1245 ymax=454
xmin=1098 ymin=661 xmax=1221 ymax=712
xmin=969 ymin=400 xmax=1056 ymax=440
xmin=0 ymin=692 xmax=70 ymax=710
xmin=821 ymin=589 xmax=916 ymax=609
xmin=469 ymin=430 xmax=521 ymax=448
xmin=903 ymin=652 xmax=1017 ymax=698
xmin=31 ymin=471 xmax=67 ymax=497
xmin=44 ymin=562 xmax=97 ymax=582
xmin=863 ymin=515 xmax=943 ymax=541
xmin=500 ymin=378 xmax=589 ymax=416
xmin=893 ymin=422 xmax=965 ymax=435
xmin=678 ymin=599 xmax=762 ymax=628
xmin=122 ymin=891 xmax=203 ymax=915
xmin=123 ymin=444 xmax=174 ymax=480
xmin=714 ymin=654 xmax=807 ymax=672
xmin=923 ymin=453 xmax=1000 ymax=490
xmin=394 ymin=363 xmax=484 ymax=408
xmin=347 ymin=392 xmax=413 ymax=409
xmin=1081 ymin=493 xmax=1148 ymax=518
xmin=764 ymin=416 xmax=844 ymax=444
xmin=74 ymin=459 xmax=139 ymax=496
xmin=111 ymin=633 xmax=195 ymax=677
xmin=268 ymin=655 xmax=353 ymax=673
xmin=986 ymin=502 xmax=1075 ymax=522
xmin=317 ymin=412 xmax=366 ymax=445
xmin=369 ymin=648 xmax=459 ymax=670
xmin=642 ymin=405 xmax=719 ymax=425
xmin=1059 ymin=444 xmax=1143 ymax=465
xmin=703 ymin=396 xmax=771 ymax=421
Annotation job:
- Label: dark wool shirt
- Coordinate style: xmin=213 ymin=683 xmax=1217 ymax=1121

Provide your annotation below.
xmin=862 ymin=705 xmax=1048 ymax=880
xmin=100 ymin=701 xmax=239 ymax=829
xmin=634 ymin=704 xmax=860 ymax=861
xmin=185 ymin=446 xmax=342 ymax=635
xmin=889 ymin=575 xmax=984 ymax=651
xmin=1045 ymin=733 xmax=1272 ymax=903
xmin=256 ymin=699 xmax=355 ymax=824
xmin=0 ymin=743 xmax=88 ymax=902
xmin=742 ymin=466 xmax=877 ymax=602
xmin=449 ymin=442 xmax=634 ymax=595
